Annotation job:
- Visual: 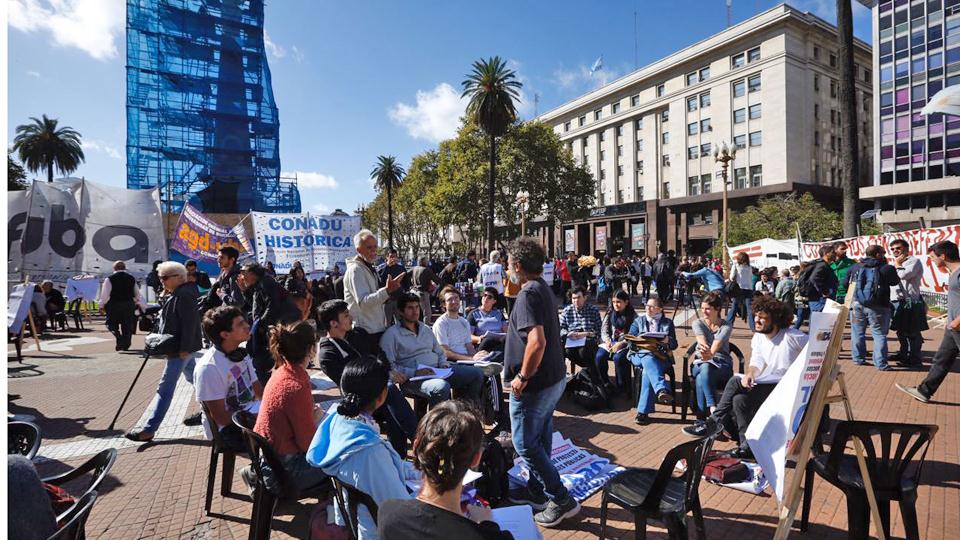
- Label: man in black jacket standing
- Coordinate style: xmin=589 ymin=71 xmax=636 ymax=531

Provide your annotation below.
xmin=238 ymin=262 xmax=300 ymax=385
xmin=99 ymin=261 xmax=142 ymax=351
xmin=793 ymin=244 xmax=838 ymax=329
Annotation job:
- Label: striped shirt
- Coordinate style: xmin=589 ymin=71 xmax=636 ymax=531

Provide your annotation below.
xmin=559 ymin=303 xmax=602 ymax=340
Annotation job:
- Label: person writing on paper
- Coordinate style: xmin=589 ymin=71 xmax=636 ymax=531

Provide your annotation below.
xmin=559 ymin=286 xmax=603 ymax=384
xmin=434 ymin=286 xmax=496 ymax=362
xmin=627 ymin=297 xmax=679 ymax=425
xmin=380 ymin=292 xmax=484 ymax=406
xmin=595 ymin=289 xmax=637 ymax=394
xmin=378 ymin=401 xmax=514 ymax=540
xmin=690 ymin=292 xmax=734 ymax=416
xmin=307 ymin=356 xmax=412 ymax=540
xmin=683 ymin=296 xmax=807 ymax=459
xmin=468 ymin=289 xmax=509 ymax=353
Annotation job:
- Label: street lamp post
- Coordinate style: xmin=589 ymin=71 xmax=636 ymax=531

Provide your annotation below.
xmin=713 ymin=141 xmax=737 ymax=274
xmin=516 ymin=190 xmax=530 ymax=237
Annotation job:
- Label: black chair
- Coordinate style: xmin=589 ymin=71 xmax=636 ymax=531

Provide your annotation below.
xmin=65 ymin=298 xmax=84 ymax=331
xmin=48 ymin=491 xmax=98 ymax=540
xmin=9 ymin=420 xmax=42 ymax=460
xmin=233 ymin=411 xmax=331 ymax=540
xmin=200 ymin=402 xmax=249 ymax=516
xmin=51 ymin=306 xmax=69 ymax=331
xmin=680 ymin=342 xmax=746 ymax=421
xmin=330 ymin=477 xmax=380 ymax=540
xmin=9 ymin=331 xmax=24 ymax=362
xmin=629 ymin=358 xmax=677 ymax=415
xmin=800 ymin=421 xmax=938 ymax=540
xmin=41 ymin=448 xmax=117 ymax=523
xmin=599 ymin=430 xmax=719 ymax=540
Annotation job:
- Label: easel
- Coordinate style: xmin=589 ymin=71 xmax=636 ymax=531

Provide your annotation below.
xmin=20 ymin=276 xmax=42 ymax=352
xmin=773 ymin=286 xmax=886 ymax=540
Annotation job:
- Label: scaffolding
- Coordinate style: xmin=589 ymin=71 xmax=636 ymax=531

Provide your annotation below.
xmin=126 ymin=0 xmax=301 ymax=214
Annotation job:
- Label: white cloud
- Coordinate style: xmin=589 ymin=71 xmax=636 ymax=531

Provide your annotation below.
xmin=283 ymin=171 xmax=338 ymax=189
xmin=311 ymin=202 xmax=332 ymax=214
xmin=27 ymin=71 xmax=41 ymax=78
xmin=507 ymin=59 xmax=536 ymax=119
xmin=264 ymin=30 xmax=286 ymax=59
xmin=82 ymin=139 xmax=122 ymax=159
xmin=9 ymin=0 xmax=124 ymax=61
xmin=291 ymin=45 xmax=305 ymax=64
xmin=389 ymin=83 xmax=466 ymax=143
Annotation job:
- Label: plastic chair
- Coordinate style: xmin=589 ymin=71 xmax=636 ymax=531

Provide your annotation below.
xmin=65 ymin=298 xmax=84 ymax=331
xmin=800 ymin=420 xmax=938 ymax=540
xmin=233 ymin=411 xmax=331 ymax=540
xmin=48 ymin=491 xmax=98 ymax=540
xmin=680 ymin=342 xmax=745 ymax=421
xmin=330 ymin=476 xmax=380 ymax=540
xmin=599 ymin=428 xmax=719 ymax=540
xmin=8 ymin=420 xmax=42 ymax=460
xmin=200 ymin=402 xmax=249 ymax=516
xmin=42 ymin=448 xmax=117 ymax=523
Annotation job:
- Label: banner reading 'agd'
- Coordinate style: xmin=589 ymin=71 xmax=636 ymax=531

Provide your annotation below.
xmin=251 ymin=212 xmax=360 ymax=273
xmin=171 ymin=203 xmax=252 ymax=263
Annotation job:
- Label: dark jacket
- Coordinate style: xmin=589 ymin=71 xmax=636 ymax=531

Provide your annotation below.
xmin=845 ymin=258 xmax=901 ymax=308
xmin=158 ymin=282 xmax=202 ymax=354
xmin=247 ymin=274 xmax=300 ymax=365
xmin=316 ymin=332 xmax=364 ymax=387
xmin=808 ymin=259 xmax=840 ymax=301
xmin=45 ymin=289 xmax=66 ymax=313
xmin=191 ymin=271 xmax=212 ymax=290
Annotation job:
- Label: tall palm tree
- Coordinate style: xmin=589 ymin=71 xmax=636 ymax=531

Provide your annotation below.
xmin=370 ymin=155 xmax=405 ymax=249
xmin=836 ymin=0 xmax=859 ymax=237
xmin=462 ymin=56 xmax=522 ymax=251
xmin=13 ymin=115 xmax=85 ymax=183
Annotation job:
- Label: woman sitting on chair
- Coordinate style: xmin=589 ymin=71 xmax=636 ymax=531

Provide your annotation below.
xmin=307 ymin=356 xmax=411 ymax=540
xmin=628 ymin=297 xmax=678 ymax=425
xmin=468 ymin=289 xmax=508 ymax=353
xmin=595 ymin=289 xmax=637 ymax=395
xmin=690 ymin=291 xmax=734 ymax=416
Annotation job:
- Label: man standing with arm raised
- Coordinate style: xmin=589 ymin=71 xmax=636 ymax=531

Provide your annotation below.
xmin=503 ymin=237 xmax=581 ymax=528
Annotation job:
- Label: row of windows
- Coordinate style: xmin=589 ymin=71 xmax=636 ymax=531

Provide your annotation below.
xmin=686 ymin=66 xmax=711 ymax=86
xmin=878 ymin=191 xmax=960 ymax=212
xmin=687 ymin=118 xmax=712 ymax=135
xmin=732 ymin=74 xmax=762 ymax=97
xmin=731 ymin=47 xmax=761 ymax=69
xmin=686 ymin=92 xmax=711 ymax=111
xmin=733 ymin=104 xmax=762 ymax=123
xmin=813 ymin=43 xmax=872 ymax=82
xmin=813 ymin=74 xmax=840 ymax=98
xmin=682 ymin=165 xmax=764 ymax=195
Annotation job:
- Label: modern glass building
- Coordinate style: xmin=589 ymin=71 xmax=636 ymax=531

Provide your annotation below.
xmin=126 ymin=0 xmax=300 ymax=214
xmin=863 ymin=0 xmax=960 ymax=228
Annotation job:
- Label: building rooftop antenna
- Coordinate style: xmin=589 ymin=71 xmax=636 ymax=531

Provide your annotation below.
xmin=727 ymin=0 xmax=733 ymax=28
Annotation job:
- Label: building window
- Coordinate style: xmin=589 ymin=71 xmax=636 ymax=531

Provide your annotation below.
xmin=600 ymin=150 xmax=606 ymax=161
xmin=563 ymin=121 xmax=571 ymax=132
xmin=599 ymin=131 xmax=606 ymax=142
xmin=636 ymin=118 xmax=644 ymax=130
xmin=638 ymin=186 xmax=644 ymax=199
xmin=701 ymin=173 xmax=712 ymax=193
xmin=748 ymin=104 xmax=761 ymax=119
xmin=687 ymin=96 xmax=698 ymax=111
xmin=700 ymin=142 xmax=712 ymax=156
xmin=662 ymin=132 xmax=670 ymax=144
xmin=637 ymin=139 xmax=644 ymax=151
xmin=700 ymin=66 xmax=710 ymax=81
xmin=686 ymin=72 xmax=698 ymax=86
xmin=733 ymin=134 xmax=746 ymax=149
xmin=814 ymin=45 xmax=820 ymax=59
xmin=814 ymin=74 xmax=820 ymax=92
xmin=731 ymin=53 xmax=745 ymax=69
xmin=831 ymin=135 xmax=837 ymax=151
xmin=830 ymin=79 xmax=837 ymax=98
xmin=594 ymin=109 xmax=602 ymax=121
xmin=661 ymin=110 xmax=669 ymax=122
xmin=662 ymin=154 xmax=671 ymax=166
xmin=617 ymin=189 xmax=625 ymax=203
xmin=814 ymin=103 xmax=819 ymax=118
xmin=748 ymin=74 xmax=761 ymax=93
xmin=656 ymin=83 xmax=665 ymax=97
xmin=616 ymin=125 xmax=624 ymax=137
xmin=700 ymin=92 xmax=711 ymax=108
xmin=637 ymin=160 xmax=644 ymax=174
xmin=700 ymin=118 xmax=712 ymax=132
xmin=631 ymin=94 xmax=640 ymax=107
xmin=578 ymin=115 xmax=586 ymax=127
xmin=814 ymin=131 xmax=820 ymax=146
xmin=830 ymin=53 xmax=837 ymax=67
xmin=734 ymin=167 xmax=747 ymax=189
xmin=747 ymin=46 xmax=761 ymax=63
xmin=688 ymin=147 xmax=699 ymax=160
xmin=618 ymin=165 xmax=624 ymax=176
xmin=688 ymin=176 xmax=702 ymax=196
xmin=733 ymin=79 xmax=746 ymax=97
xmin=662 ymin=182 xmax=670 ymax=199
xmin=600 ymin=169 xmax=606 ymax=180
xmin=617 ymin=144 xmax=623 ymax=156
xmin=749 ymin=165 xmax=763 ymax=187
xmin=830 ymin=109 xmax=837 ymax=125
xmin=612 ymin=102 xmax=620 ymax=114
xmin=734 ymin=108 xmax=746 ymax=123
xmin=599 ymin=193 xmax=605 ymax=206
xmin=749 ymin=131 xmax=762 ymax=146
xmin=688 ymin=122 xmax=699 ymax=135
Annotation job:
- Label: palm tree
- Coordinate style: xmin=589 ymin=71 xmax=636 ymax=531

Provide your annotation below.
xmin=462 ymin=56 xmax=522 ymax=251
xmin=13 ymin=115 xmax=85 ymax=183
xmin=8 ymin=149 xmax=28 ymax=191
xmin=370 ymin=155 xmax=405 ymax=249
xmin=836 ymin=0 xmax=859 ymax=237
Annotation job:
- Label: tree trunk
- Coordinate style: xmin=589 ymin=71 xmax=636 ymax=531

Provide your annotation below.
xmin=47 ymin=162 xmax=53 ymax=183
xmin=837 ymin=0 xmax=859 ymax=238
xmin=387 ymin=181 xmax=394 ymax=250
xmin=487 ymin=135 xmax=497 ymax=253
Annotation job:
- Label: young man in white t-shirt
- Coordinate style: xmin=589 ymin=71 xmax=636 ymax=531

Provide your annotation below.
xmin=433 ymin=286 xmax=494 ymax=362
xmin=683 ymin=296 xmax=807 ymax=458
xmin=195 ymin=305 xmax=263 ymax=451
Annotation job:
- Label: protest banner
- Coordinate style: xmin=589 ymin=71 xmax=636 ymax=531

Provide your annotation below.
xmin=7 ymin=282 xmax=35 ymax=335
xmin=801 ymin=224 xmax=960 ymax=293
xmin=508 ymin=432 xmax=624 ymax=502
xmin=170 ymin=203 xmax=251 ymax=263
xmin=728 ymin=238 xmax=800 ymax=272
xmin=251 ymin=212 xmax=360 ymax=273
xmin=7 ymin=178 xmax=166 ymax=281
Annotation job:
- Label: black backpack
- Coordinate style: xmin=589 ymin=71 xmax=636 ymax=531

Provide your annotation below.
xmin=474 ymin=437 xmax=511 ymax=506
xmin=796 ymin=261 xmax=821 ymax=298
xmin=566 ymin=370 xmax=610 ymax=411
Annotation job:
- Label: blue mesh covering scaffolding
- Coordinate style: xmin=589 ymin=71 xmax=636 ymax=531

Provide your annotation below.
xmin=126 ymin=0 xmax=301 ymax=214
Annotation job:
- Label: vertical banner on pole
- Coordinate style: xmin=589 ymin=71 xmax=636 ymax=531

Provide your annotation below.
xmin=251 ymin=212 xmax=361 ymax=274
xmin=564 ymin=229 xmax=575 ymax=252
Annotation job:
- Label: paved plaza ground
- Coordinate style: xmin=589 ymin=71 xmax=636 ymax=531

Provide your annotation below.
xmin=8 ymin=306 xmax=960 ymax=540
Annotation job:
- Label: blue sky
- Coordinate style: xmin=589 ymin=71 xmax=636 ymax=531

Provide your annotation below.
xmin=8 ymin=0 xmax=871 ymax=216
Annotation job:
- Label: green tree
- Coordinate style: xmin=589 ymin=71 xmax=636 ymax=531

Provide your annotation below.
xmin=8 ymin=149 xmax=28 ymax=191
xmin=461 ymin=56 xmax=522 ymax=251
xmin=370 ymin=155 xmax=405 ymax=249
xmin=12 ymin=115 xmax=85 ymax=182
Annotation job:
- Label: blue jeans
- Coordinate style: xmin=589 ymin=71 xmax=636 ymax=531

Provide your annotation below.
xmin=850 ymin=303 xmax=892 ymax=369
xmin=509 ymin=377 xmax=569 ymax=503
xmin=726 ymin=292 xmax=754 ymax=330
xmin=631 ymin=352 xmax=668 ymax=414
xmin=144 ymin=354 xmax=197 ymax=433
xmin=595 ymin=346 xmax=631 ymax=389
xmin=794 ymin=298 xmax=826 ymax=330
xmin=402 ymin=363 xmax=484 ymax=405
xmin=377 ymin=385 xmax=418 ymax=455
xmin=691 ymin=362 xmax=734 ymax=411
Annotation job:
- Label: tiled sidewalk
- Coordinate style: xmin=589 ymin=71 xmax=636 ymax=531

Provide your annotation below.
xmin=9 ymin=316 xmax=960 ymax=539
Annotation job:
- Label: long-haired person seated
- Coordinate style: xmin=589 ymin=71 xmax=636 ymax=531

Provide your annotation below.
xmin=378 ymin=401 xmax=514 ymax=540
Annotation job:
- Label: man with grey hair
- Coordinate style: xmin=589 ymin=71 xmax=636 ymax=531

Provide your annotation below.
xmin=503 ymin=237 xmax=580 ymax=527
xmin=479 ymin=249 xmax=506 ymax=310
xmin=40 ymin=280 xmax=66 ymax=330
xmin=98 ymin=260 xmax=142 ymax=351
xmin=344 ymin=229 xmax=405 ymax=355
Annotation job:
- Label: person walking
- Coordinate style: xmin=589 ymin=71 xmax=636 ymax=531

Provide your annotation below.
xmin=99 ymin=261 xmax=142 ymax=351
xmin=890 ymin=239 xmax=926 ymax=367
xmin=726 ymin=253 xmax=756 ymax=330
xmin=845 ymin=245 xmax=900 ymax=370
xmin=793 ymin=245 xmax=838 ymax=329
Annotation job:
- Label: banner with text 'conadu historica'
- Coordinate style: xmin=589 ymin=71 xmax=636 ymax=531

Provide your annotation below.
xmin=251 ymin=212 xmax=360 ymax=273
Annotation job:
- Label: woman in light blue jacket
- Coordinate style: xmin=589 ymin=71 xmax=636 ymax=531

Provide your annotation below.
xmin=307 ymin=356 xmax=411 ymax=539
xmin=627 ymin=297 xmax=679 ymax=425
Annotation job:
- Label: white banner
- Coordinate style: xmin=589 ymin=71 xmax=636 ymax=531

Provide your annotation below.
xmin=7 ymin=282 xmax=35 ymax=334
xmin=745 ymin=306 xmax=839 ymax=503
xmin=251 ymin=212 xmax=361 ymax=273
xmin=7 ymin=179 xmax=166 ymax=281
xmin=728 ymin=238 xmax=800 ymax=272
xmin=508 ymin=432 xmax=624 ymax=502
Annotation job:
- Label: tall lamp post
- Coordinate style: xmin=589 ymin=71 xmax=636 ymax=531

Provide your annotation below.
xmin=713 ymin=141 xmax=737 ymax=273
xmin=516 ymin=190 xmax=530 ymax=237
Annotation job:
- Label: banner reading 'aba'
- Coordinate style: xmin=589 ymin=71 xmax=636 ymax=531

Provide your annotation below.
xmin=251 ymin=212 xmax=360 ymax=273
xmin=170 ymin=203 xmax=252 ymax=263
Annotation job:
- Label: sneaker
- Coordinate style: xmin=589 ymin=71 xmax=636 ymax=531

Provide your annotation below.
xmin=896 ymin=358 xmax=922 ymax=368
xmin=534 ymin=496 xmax=581 ymax=528
xmin=123 ymin=429 xmax=154 ymax=443
xmin=240 ymin=465 xmax=258 ymax=495
xmin=681 ymin=417 xmax=719 ymax=439
xmin=656 ymin=390 xmax=673 ymax=405
xmin=183 ymin=412 xmax=202 ymax=426
xmin=634 ymin=413 xmax=650 ymax=425
xmin=895 ymin=383 xmax=929 ymax=403
xmin=876 ymin=365 xmax=892 ymax=372
xmin=508 ymin=486 xmax=549 ymax=511
xmin=728 ymin=446 xmax=755 ymax=461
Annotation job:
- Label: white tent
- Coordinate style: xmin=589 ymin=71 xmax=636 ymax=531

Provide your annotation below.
xmin=727 ymin=238 xmax=800 ymax=271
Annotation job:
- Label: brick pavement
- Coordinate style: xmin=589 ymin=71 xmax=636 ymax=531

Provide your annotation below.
xmin=8 ymin=311 xmax=960 ymax=540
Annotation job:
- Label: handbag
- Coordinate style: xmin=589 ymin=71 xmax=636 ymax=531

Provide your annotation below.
xmin=703 ymin=457 xmax=749 ymax=484
xmin=144 ymin=333 xmax=179 ymax=356
xmin=891 ymin=283 xmax=929 ymax=334
xmin=138 ymin=313 xmax=155 ymax=332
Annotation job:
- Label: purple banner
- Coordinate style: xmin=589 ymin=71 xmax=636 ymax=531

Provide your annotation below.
xmin=170 ymin=203 xmax=251 ymax=263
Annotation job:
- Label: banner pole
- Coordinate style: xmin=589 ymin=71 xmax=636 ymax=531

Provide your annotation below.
xmin=18 ymin=180 xmax=38 ymax=282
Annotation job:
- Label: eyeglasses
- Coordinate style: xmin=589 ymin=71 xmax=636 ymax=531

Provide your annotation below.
xmin=159 ymin=274 xmax=176 ymax=281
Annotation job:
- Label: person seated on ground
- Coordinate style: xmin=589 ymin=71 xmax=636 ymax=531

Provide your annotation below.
xmin=8 ymin=455 xmax=59 ymax=540
xmin=194 ymin=306 xmax=263 ymax=452
xmin=468 ymin=289 xmax=508 ymax=353
xmin=250 ymin=320 xmax=328 ymax=492
xmin=595 ymin=289 xmax=637 ymax=394
xmin=628 ymin=296 xmax=679 ymax=425
xmin=434 ymin=286 xmax=499 ymax=363
xmin=379 ymin=401 xmax=514 ymax=540
xmin=559 ymin=286 xmax=603 ymax=383
xmin=683 ymin=296 xmax=807 ymax=459
xmin=307 ymin=356 xmax=412 ymax=540
xmin=41 ymin=280 xmax=66 ymax=330
xmin=380 ymin=292 xmax=484 ymax=407
xmin=317 ymin=300 xmax=417 ymax=455
xmin=690 ymin=291 xmax=734 ymax=416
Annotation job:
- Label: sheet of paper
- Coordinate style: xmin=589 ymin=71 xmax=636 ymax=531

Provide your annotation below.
xmin=483 ymin=331 xmax=507 ymax=338
xmin=640 ymin=331 xmax=667 ymax=340
xmin=564 ymin=335 xmax=587 ymax=348
xmin=408 ymin=364 xmax=453 ymax=381
xmin=491 ymin=505 xmax=542 ymax=540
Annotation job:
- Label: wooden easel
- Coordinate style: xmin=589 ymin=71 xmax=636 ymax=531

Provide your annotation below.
xmin=773 ymin=287 xmax=886 ymax=540
xmin=19 ymin=276 xmax=42 ymax=352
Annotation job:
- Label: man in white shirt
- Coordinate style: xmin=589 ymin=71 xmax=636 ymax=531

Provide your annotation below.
xmin=98 ymin=261 xmax=146 ymax=351
xmin=479 ymin=250 xmax=506 ymax=296
xmin=683 ymin=296 xmax=807 ymax=458
xmin=433 ymin=286 xmax=494 ymax=362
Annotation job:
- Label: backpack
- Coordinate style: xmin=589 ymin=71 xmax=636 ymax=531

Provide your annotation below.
xmin=795 ymin=261 xmax=821 ymax=299
xmin=853 ymin=265 xmax=883 ymax=307
xmin=723 ymin=279 xmax=740 ymax=297
xmin=565 ymin=370 xmax=610 ymax=410
xmin=703 ymin=457 xmax=750 ymax=484
xmin=597 ymin=276 xmax=608 ymax=293
xmin=474 ymin=438 xmax=511 ymax=506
